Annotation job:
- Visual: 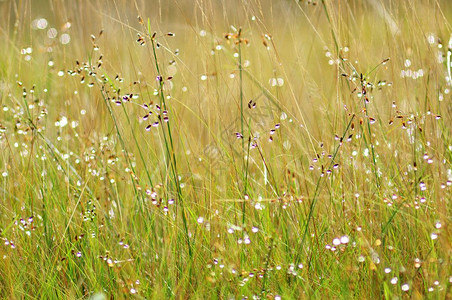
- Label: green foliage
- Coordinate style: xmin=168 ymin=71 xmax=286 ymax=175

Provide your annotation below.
xmin=0 ymin=0 xmax=450 ymax=298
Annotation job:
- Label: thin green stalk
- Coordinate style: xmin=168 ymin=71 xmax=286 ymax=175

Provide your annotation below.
xmin=238 ymin=29 xmax=249 ymax=220
xmin=147 ymin=23 xmax=192 ymax=260
xmin=295 ymin=114 xmax=355 ymax=265
xmin=97 ymin=85 xmax=145 ymax=209
xmin=321 ymin=0 xmax=339 ymax=55
xmin=361 ymin=75 xmax=381 ymax=188
xmin=105 ymin=74 xmax=154 ymax=189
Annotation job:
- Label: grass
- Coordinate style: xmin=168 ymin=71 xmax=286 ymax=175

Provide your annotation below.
xmin=0 ymin=0 xmax=451 ymax=298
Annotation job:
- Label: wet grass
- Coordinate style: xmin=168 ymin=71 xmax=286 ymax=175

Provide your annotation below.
xmin=0 ymin=0 xmax=451 ymax=298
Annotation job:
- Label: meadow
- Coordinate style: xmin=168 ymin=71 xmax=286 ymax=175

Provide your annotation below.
xmin=0 ymin=0 xmax=451 ymax=298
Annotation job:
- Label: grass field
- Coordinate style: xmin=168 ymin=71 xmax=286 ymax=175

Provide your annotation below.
xmin=0 ymin=0 xmax=451 ymax=298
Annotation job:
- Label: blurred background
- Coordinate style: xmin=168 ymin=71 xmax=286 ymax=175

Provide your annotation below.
xmin=1 ymin=0 xmax=451 ymax=141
